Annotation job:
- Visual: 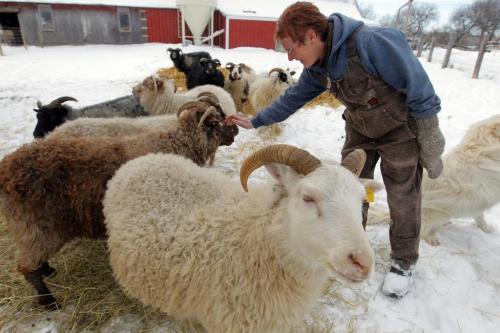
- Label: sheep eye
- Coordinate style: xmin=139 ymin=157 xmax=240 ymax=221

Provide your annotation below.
xmin=303 ymin=195 xmax=315 ymax=203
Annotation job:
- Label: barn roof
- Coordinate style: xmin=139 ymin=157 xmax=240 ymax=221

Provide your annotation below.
xmin=0 ymin=0 xmax=177 ymax=9
xmin=0 ymin=0 xmax=362 ymax=20
xmin=216 ymin=0 xmax=362 ymax=21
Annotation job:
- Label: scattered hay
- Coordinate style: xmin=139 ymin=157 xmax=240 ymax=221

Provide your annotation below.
xmin=156 ymin=67 xmax=188 ymax=92
xmin=156 ymin=67 xmax=230 ymax=94
xmin=155 ymin=67 xmax=341 ymax=115
xmin=0 ymin=212 xmax=359 ymax=333
xmin=0 ymin=213 xmax=201 ymax=332
xmin=240 ymin=100 xmax=256 ymax=116
xmin=256 ymin=124 xmax=283 ymax=140
xmin=304 ymin=91 xmax=343 ymax=109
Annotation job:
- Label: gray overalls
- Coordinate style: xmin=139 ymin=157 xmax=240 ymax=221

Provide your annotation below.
xmin=321 ymin=26 xmax=423 ymax=268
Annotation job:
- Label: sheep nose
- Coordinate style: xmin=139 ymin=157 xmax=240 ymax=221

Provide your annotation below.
xmin=348 ymin=252 xmax=373 ymax=279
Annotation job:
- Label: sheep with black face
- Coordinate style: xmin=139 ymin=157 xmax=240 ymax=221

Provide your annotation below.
xmin=167 ymin=48 xmax=212 ymax=74
xmin=186 ymin=58 xmax=225 ymax=89
xmin=249 ymin=67 xmax=296 ymax=114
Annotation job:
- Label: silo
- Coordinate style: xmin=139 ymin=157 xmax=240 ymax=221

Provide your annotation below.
xmin=176 ymin=0 xmax=216 ymax=45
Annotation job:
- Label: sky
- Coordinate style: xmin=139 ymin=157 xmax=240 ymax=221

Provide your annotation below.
xmin=0 ymin=42 xmax=500 ymax=332
xmin=363 ymin=0 xmax=474 ymax=26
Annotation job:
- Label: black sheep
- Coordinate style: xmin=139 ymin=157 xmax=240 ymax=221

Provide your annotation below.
xmin=167 ymin=48 xmax=212 ymax=74
xmin=186 ymin=58 xmax=225 ymax=89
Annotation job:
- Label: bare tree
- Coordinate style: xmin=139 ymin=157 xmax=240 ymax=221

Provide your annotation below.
xmin=401 ymin=2 xmax=439 ymax=38
xmin=378 ymin=14 xmax=397 ymax=28
xmin=449 ymin=5 xmax=476 ymax=47
xmin=470 ymin=0 xmax=500 ymax=44
xmin=358 ymin=1 xmax=377 ymax=21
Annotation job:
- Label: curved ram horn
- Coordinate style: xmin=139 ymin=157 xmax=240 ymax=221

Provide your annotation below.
xmin=240 ymin=144 xmax=321 ymax=192
xmin=198 ymin=106 xmax=219 ymax=128
xmin=167 ymin=47 xmax=173 ymax=52
xmin=47 ymin=96 xmax=78 ymax=108
xmin=268 ymin=67 xmax=284 ymax=76
xmin=225 ymin=62 xmax=235 ymax=69
xmin=176 ymin=100 xmax=209 ymax=117
xmin=340 ymin=149 xmax=367 ymax=177
xmin=213 ymin=59 xmax=221 ymax=66
xmin=196 ymin=92 xmax=220 ymax=105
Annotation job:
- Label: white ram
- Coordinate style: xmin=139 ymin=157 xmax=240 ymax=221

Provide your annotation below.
xmin=104 ymin=144 xmax=375 ymax=332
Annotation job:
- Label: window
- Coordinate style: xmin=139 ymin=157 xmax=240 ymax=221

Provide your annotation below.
xmin=117 ymin=7 xmax=131 ymax=32
xmin=38 ymin=5 xmax=54 ymax=31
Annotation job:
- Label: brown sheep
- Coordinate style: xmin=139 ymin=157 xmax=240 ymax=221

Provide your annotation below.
xmin=0 ymin=102 xmax=237 ymax=310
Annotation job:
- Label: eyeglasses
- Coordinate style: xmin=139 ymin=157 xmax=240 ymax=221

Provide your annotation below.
xmin=285 ymin=41 xmax=299 ymax=55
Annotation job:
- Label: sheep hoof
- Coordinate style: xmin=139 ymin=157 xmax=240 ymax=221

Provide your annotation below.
xmin=40 ymin=262 xmax=57 ymax=278
xmin=39 ymin=295 xmax=60 ymax=311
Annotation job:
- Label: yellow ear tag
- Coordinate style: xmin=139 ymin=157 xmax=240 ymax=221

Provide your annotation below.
xmin=365 ymin=186 xmax=375 ymax=203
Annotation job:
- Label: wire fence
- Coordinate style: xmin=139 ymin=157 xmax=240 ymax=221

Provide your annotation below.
xmin=0 ymin=26 xmax=24 ymax=46
xmin=0 ymin=26 xmax=27 ymax=56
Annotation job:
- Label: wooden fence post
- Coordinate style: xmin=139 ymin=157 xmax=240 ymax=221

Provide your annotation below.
xmin=19 ymin=25 xmax=28 ymax=49
xmin=416 ymin=37 xmax=424 ymax=57
xmin=427 ymin=36 xmax=435 ymax=62
xmin=442 ymin=31 xmax=456 ymax=69
xmin=472 ymin=33 xmax=489 ymax=79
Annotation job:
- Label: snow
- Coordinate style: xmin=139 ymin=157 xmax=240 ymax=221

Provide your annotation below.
xmin=1 ymin=42 xmax=500 ymax=332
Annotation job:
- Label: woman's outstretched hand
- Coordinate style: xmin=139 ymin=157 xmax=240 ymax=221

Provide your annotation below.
xmin=225 ymin=114 xmax=254 ymax=129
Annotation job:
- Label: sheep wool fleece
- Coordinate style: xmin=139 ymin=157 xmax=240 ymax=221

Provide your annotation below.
xmin=336 ymin=27 xmax=422 ymax=268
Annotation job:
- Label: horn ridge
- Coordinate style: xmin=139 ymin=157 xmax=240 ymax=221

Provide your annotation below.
xmin=341 ymin=149 xmax=367 ymax=177
xmin=239 ymin=144 xmax=321 ymax=192
xmin=268 ymin=67 xmax=284 ymax=76
xmin=48 ymin=96 xmax=78 ymax=108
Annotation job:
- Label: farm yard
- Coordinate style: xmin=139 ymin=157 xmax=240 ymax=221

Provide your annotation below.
xmin=0 ymin=43 xmax=500 ymax=332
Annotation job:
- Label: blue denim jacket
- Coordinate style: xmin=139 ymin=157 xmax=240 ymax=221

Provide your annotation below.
xmin=251 ymin=13 xmax=441 ymax=128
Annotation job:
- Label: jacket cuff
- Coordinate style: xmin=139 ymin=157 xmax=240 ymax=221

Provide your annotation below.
xmin=251 ymin=117 xmax=264 ymax=129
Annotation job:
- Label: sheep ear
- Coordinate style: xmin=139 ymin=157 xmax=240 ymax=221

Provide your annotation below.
xmin=178 ymin=107 xmax=198 ymax=121
xmin=167 ymin=48 xmax=173 ymax=52
xmin=264 ymin=163 xmax=300 ymax=189
xmin=177 ymin=100 xmax=208 ymax=118
xmin=155 ymin=78 xmax=164 ymax=89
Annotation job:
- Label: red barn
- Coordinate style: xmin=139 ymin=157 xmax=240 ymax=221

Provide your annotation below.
xmin=0 ymin=0 xmax=362 ymax=49
xmin=213 ymin=0 xmax=363 ymax=50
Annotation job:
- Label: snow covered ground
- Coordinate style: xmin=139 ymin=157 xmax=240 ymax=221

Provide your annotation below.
xmin=0 ymin=43 xmax=499 ymax=332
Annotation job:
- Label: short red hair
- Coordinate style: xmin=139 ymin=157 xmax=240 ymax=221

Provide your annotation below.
xmin=275 ymin=1 xmax=329 ymax=44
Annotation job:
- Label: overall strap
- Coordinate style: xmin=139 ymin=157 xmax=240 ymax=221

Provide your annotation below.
xmin=347 ymin=24 xmax=365 ymax=57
